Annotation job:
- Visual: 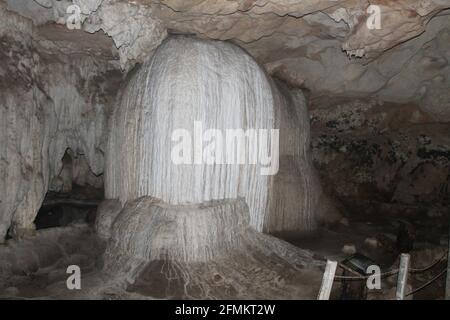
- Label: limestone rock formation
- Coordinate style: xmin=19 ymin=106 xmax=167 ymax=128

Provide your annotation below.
xmin=0 ymin=198 xmax=323 ymax=299
xmin=310 ymin=97 xmax=450 ymax=220
xmin=93 ymin=36 xmax=330 ymax=297
xmin=264 ymin=82 xmax=338 ymax=233
xmin=12 ymin=0 xmax=167 ymax=70
xmin=102 ymin=197 xmax=323 ymax=299
xmin=95 ymin=199 xmax=122 ymax=240
xmin=105 ymin=36 xmax=326 ymax=233
xmin=0 ymin=3 xmax=121 ymax=242
xmin=81 ymin=0 xmax=167 ymax=70
xmin=3 ymin=0 xmax=447 ymax=106
xmin=342 ymin=0 xmax=448 ymax=59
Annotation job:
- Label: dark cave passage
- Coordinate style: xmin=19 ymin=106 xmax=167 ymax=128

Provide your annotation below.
xmin=34 ymin=186 xmax=101 ymax=230
xmin=34 ymin=149 xmax=103 ymax=231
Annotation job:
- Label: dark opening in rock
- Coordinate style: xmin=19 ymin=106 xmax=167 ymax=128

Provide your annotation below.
xmin=34 ymin=148 xmax=104 ymax=230
xmin=34 ymin=190 xmax=100 ymax=230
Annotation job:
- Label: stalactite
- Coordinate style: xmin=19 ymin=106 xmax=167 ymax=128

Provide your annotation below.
xmin=107 ymin=198 xmax=249 ymax=262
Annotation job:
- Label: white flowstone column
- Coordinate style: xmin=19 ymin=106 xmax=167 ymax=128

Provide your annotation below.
xmin=106 ymin=36 xmax=327 ymax=233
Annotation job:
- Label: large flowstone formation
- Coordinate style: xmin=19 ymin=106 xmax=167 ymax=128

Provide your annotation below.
xmin=105 ymin=36 xmax=330 ymax=234
xmin=101 ymin=197 xmax=323 ymax=299
xmin=96 ymin=36 xmax=328 ymax=298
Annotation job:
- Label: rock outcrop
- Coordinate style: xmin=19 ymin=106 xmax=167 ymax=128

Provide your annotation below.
xmin=3 ymin=0 xmax=448 ymax=108
xmin=0 ymin=3 xmax=121 ymax=242
xmin=310 ymin=97 xmax=450 ymax=221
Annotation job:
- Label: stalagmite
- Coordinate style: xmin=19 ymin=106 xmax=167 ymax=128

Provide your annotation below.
xmin=105 ymin=36 xmax=328 ymax=234
xmin=98 ymin=36 xmax=328 ymax=298
xmin=0 ymin=4 xmax=118 ymax=242
xmin=101 ymin=197 xmax=323 ymax=299
xmin=263 ymin=81 xmax=323 ymax=234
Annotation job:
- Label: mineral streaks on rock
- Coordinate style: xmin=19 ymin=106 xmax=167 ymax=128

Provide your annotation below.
xmin=105 ymin=36 xmax=273 ymax=232
xmin=95 ymin=199 xmax=123 ymax=240
xmin=106 ymin=36 xmax=324 ymax=233
xmin=100 ymin=37 xmax=330 ymax=298
xmin=263 ymin=82 xmax=324 ymax=233
xmin=0 ymin=6 xmax=41 ymax=241
xmin=105 ymin=198 xmax=250 ymax=265
xmin=102 ymin=197 xmax=324 ymax=299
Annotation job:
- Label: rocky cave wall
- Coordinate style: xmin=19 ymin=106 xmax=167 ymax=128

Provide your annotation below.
xmin=4 ymin=0 xmax=448 ymax=117
xmin=310 ymin=97 xmax=450 ymax=221
xmin=0 ymin=3 xmax=121 ymax=242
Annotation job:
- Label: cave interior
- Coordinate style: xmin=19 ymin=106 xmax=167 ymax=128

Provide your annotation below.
xmin=0 ymin=0 xmax=450 ymax=300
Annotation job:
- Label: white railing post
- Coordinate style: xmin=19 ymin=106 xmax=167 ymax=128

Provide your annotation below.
xmin=396 ymin=253 xmax=410 ymax=300
xmin=318 ymin=260 xmax=338 ymax=300
xmin=445 ymin=224 xmax=450 ymax=300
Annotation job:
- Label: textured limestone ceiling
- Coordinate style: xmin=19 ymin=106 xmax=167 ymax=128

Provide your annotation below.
xmin=2 ymin=0 xmax=450 ymax=117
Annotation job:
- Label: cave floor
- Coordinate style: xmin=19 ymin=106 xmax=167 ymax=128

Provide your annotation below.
xmin=0 ymin=213 xmax=447 ymax=300
xmin=287 ymin=213 xmax=449 ymax=300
